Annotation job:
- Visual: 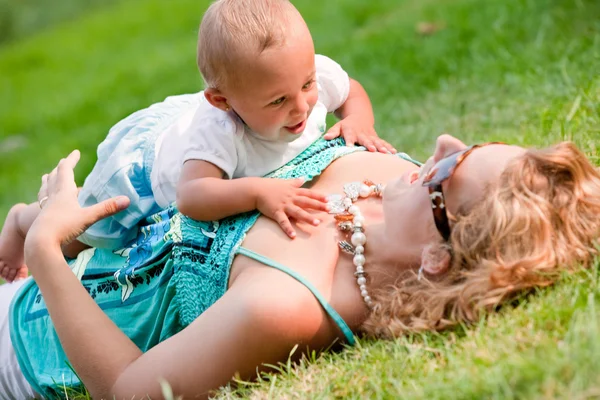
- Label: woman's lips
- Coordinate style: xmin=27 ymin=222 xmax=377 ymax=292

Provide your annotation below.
xmin=284 ymin=119 xmax=307 ymax=134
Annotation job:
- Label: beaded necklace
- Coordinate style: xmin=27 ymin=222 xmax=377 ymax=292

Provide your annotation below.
xmin=327 ymin=180 xmax=384 ymax=308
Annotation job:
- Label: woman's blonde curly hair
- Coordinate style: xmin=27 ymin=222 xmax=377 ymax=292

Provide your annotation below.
xmin=364 ymin=142 xmax=600 ymax=338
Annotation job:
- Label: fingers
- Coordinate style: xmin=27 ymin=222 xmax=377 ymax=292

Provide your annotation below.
xmin=274 ymin=210 xmax=296 ymax=239
xmin=46 ymin=165 xmax=58 ymax=194
xmin=341 ymin=128 xmax=357 ymax=147
xmin=56 ymin=150 xmax=80 ymax=188
xmin=43 ymin=150 xmax=79 ymax=195
xmin=285 ymin=205 xmax=320 ymax=227
xmin=359 ymin=136 xmax=377 ymax=152
xmin=85 ymin=196 xmax=130 ymax=226
xmin=37 ymin=174 xmax=48 ymax=202
xmin=294 ymin=196 xmax=329 ymax=212
xmin=373 ymin=137 xmax=397 ymax=154
xmin=354 ymin=133 xmax=397 ymax=154
xmin=323 ymin=123 xmax=342 ymax=140
xmin=289 ymin=177 xmax=306 ymax=188
xmin=296 ymin=188 xmax=327 ymax=202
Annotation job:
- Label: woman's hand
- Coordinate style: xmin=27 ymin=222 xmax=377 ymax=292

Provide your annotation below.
xmin=26 ymin=150 xmax=130 ymax=250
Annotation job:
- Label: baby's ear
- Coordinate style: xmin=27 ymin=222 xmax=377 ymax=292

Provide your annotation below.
xmin=204 ymin=88 xmax=230 ymax=111
xmin=420 ymin=243 xmax=451 ymax=276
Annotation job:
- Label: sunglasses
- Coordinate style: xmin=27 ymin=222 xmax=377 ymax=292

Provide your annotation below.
xmin=421 ymin=142 xmax=504 ymax=241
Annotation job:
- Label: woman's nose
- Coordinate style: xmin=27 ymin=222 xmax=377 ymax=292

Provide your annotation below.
xmin=433 ymin=134 xmax=467 ymax=162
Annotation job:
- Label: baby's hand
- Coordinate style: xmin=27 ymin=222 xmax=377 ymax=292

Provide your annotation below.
xmin=324 ymin=114 xmax=396 ymax=154
xmin=255 ymin=178 xmax=329 ymax=239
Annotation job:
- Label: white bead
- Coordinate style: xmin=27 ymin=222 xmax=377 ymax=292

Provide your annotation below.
xmin=359 ymin=184 xmax=371 ymax=198
xmin=353 ymin=254 xmax=365 ymax=267
xmin=361 ymin=289 xmax=369 ymax=297
xmin=351 ymin=232 xmax=366 ymax=246
xmin=357 ymin=276 xmax=367 ymax=285
xmin=354 ymin=245 xmax=364 ymax=254
xmin=356 ymin=266 xmax=364 ymax=274
xmin=354 ymin=215 xmax=365 ymax=224
xmin=359 ymin=284 xmax=367 ymax=291
xmin=364 ymin=295 xmax=372 ymax=303
xmin=343 ymin=198 xmax=353 ymax=207
xmin=348 ymin=205 xmax=360 ymax=215
xmin=353 ymin=221 xmax=363 ymax=229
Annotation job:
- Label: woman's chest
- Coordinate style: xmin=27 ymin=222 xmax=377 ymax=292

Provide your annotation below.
xmin=228 ymin=214 xmax=340 ymax=292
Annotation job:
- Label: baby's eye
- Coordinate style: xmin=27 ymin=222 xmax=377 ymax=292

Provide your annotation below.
xmin=302 ymin=79 xmax=315 ymax=90
xmin=270 ymin=97 xmax=285 ymax=106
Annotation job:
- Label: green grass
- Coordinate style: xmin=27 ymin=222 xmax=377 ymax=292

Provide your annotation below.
xmin=0 ymin=0 xmax=121 ymax=45
xmin=1 ymin=0 xmax=599 ymax=398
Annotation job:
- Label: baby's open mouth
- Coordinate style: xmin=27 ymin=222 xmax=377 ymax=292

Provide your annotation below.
xmin=284 ymin=119 xmax=307 ymax=134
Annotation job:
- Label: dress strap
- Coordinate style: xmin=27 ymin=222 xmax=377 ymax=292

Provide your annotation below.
xmin=395 ymin=151 xmax=422 ymax=166
xmin=236 ymin=246 xmax=356 ymax=346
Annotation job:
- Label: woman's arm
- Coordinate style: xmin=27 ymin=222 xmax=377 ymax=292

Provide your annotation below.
xmin=27 ymin=241 xmax=323 ymax=398
xmin=25 ymin=241 xmax=143 ymax=396
xmin=25 ymin=151 xmax=332 ymax=398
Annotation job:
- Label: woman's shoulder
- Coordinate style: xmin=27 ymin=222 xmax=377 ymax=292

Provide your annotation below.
xmin=225 ymin=262 xmax=343 ymax=345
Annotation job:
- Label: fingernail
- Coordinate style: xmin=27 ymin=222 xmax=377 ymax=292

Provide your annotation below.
xmin=290 ymin=231 xmax=296 ymax=238
xmin=116 ymin=197 xmax=129 ymax=208
xmin=313 ymin=219 xmax=320 ymax=225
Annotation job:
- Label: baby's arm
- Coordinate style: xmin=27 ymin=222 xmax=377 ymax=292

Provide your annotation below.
xmin=324 ymin=78 xmax=396 ymax=153
xmin=176 ymin=160 xmax=328 ymax=238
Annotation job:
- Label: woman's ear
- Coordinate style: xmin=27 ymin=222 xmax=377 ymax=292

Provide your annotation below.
xmin=420 ymin=243 xmax=451 ymax=275
xmin=204 ymin=88 xmax=230 ymax=112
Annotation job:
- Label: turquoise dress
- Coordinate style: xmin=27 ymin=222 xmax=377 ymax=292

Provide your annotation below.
xmin=9 ymin=138 xmax=421 ymax=397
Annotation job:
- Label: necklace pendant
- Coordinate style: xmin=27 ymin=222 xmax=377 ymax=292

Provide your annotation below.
xmin=328 ymin=201 xmax=346 ymax=214
xmin=363 ymin=179 xmax=375 ymax=187
xmin=338 ymin=241 xmax=355 ymax=254
xmin=334 ymin=213 xmax=354 ymax=222
xmin=343 ymin=182 xmax=361 ymax=201
xmin=326 ymin=194 xmax=346 ymax=214
xmin=338 ymin=221 xmax=354 ymax=231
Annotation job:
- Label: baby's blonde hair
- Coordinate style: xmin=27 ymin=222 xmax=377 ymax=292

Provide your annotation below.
xmin=197 ymin=0 xmax=301 ymax=89
xmin=364 ymin=142 xmax=600 ymax=338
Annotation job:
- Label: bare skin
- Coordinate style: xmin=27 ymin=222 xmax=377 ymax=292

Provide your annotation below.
xmin=0 ymin=201 xmax=87 ymax=281
xmin=0 ymin=203 xmax=39 ymax=281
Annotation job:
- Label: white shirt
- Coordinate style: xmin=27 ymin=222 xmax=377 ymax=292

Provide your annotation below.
xmin=150 ymin=54 xmax=350 ymax=208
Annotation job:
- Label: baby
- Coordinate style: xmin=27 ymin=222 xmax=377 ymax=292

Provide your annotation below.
xmin=0 ymin=0 xmax=395 ymax=282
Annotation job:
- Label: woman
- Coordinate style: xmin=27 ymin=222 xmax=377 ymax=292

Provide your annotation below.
xmin=1 ymin=135 xmax=599 ymax=399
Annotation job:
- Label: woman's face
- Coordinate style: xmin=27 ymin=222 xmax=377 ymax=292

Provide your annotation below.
xmin=382 ymin=134 xmax=526 ymax=264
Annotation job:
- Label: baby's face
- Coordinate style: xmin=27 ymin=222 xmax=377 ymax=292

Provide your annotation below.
xmin=225 ymin=20 xmax=318 ymax=142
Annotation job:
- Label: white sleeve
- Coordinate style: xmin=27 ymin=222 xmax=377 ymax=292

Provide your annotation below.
xmin=315 ymin=54 xmax=350 ymax=113
xmin=183 ymin=117 xmax=239 ymax=179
